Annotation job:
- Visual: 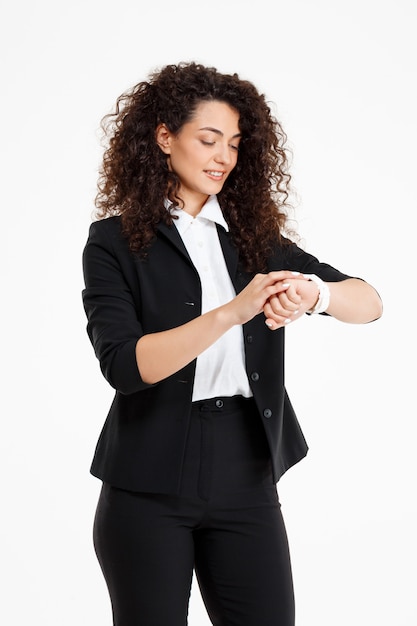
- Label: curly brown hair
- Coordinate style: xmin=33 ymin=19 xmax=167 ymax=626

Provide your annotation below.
xmin=95 ymin=61 xmax=296 ymax=272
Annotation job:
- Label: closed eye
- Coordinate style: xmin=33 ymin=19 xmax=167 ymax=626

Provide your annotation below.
xmin=201 ymin=140 xmax=239 ymax=151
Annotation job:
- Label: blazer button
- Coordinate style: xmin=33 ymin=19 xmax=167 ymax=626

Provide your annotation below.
xmin=250 ymin=372 xmax=260 ymax=382
xmin=215 ymin=399 xmax=224 ymax=408
xmin=263 ymin=408 xmax=272 ymax=419
xmin=246 ymin=334 xmax=253 ymax=343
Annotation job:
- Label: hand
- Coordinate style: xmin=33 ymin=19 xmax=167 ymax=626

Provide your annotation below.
xmin=225 ymin=271 xmax=308 ymax=327
xmin=263 ymin=274 xmax=320 ymax=330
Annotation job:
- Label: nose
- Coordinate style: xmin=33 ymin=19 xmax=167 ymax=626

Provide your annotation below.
xmin=214 ymin=141 xmax=233 ymax=165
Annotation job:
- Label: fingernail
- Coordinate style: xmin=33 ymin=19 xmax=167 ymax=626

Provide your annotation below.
xmin=265 ymin=321 xmax=273 ymax=328
xmin=291 ymin=271 xmax=300 ymax=275
xmin=284 ymin=319 xmax=292 ymax=324
xmin=293 ymin=310 xmax=299 ymax=315
xmin=282 ymin=283 xmax=290 ymax=288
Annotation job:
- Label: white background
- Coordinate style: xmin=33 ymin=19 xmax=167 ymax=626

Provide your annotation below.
xmin=1 ymin=0 xmax=416 ymax=624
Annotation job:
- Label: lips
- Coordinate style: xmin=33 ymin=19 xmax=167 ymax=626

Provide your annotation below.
xmin=205 ymin=170 xmax=224 ymax=179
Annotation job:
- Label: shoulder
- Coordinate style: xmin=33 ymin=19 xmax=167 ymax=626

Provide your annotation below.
xmin=85 ymin=216 xmax=131 ymax=253
xmin=83 ymin=216 xmax=133 ymax=270
xmin=87 ymin=215 xmax=122 ymax=240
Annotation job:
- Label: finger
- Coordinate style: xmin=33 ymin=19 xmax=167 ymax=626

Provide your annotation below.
xmin=265 ymin=310 xmax=302 ymax=330
xmin=264 ymin=299 xmax=292 ymax=321
xmin=282 ymin=284 xmax=302 ymax=306
xmin=259 ymin=281 xmax=291 ymax=306
xmin=264 ymin=317 xmax=287 ymax=330
xmin=268 ymin=292 xmax=300 ymax=314
xmin=267 ymin=280 xmax=291 ymax=294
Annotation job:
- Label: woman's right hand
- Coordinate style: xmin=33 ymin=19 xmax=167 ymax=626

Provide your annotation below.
xmin=137 ymin=271 xmax=307 ymax=384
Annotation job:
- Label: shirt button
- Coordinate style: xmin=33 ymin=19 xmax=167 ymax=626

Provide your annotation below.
xmin=263 ymin=408 xmax=272 ymax=419
xmin=250 ymin=372 xmax=260 ymax=382
xmin=215 ymin=399 xmax=224 ymax=408
xmin=246 ymin=335 xmax=253 ymax=343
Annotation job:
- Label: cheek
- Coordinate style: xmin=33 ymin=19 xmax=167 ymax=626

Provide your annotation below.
xmin=168 ymin=150 xmax=188 ymax=174
xmin=171 ymin=146 xmax=202 ymax=170
xmin=227 ymin=153 xmax=239 ymax=172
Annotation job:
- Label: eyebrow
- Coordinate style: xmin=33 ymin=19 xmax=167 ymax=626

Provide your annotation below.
xmin=199 ymin=126 xmax=242 ymax=138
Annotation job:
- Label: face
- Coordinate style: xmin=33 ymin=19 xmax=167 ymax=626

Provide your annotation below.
xmin=156 ymin=100 xmax=241 ymax=215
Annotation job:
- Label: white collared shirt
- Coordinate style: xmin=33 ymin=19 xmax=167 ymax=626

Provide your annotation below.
xmin=170 ymin=195 xmax=252 ymax=401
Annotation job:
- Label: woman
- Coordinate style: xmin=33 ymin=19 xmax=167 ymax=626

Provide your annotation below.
xmin=82 ymin=61 xmax=382 ymax=626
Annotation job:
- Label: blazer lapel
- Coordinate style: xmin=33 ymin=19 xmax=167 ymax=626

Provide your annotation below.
xmin=156 ymin=221 xmax=193 ymax=265
xmin=157 ymin=220 xmax=249 ymax=293
xmin=216 ymin=225 xmax=251 ymax=293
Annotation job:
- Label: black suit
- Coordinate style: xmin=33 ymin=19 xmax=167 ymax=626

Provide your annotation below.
xmin=82 ymin=216 xmax=350 ymax=494
xmin=83 ymin=215 xmax=353 ymax=625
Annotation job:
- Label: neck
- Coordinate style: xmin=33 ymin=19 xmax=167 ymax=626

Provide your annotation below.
xmin=180 ymin=193 xmax=210 ymax=217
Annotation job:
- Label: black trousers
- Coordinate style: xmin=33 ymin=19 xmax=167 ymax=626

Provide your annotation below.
xmin=93 ymin=396 xmax=295 ymax=626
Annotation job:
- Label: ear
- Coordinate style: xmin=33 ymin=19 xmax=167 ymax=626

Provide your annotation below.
xmin=155 ymin=123 xmax=173 ymax=155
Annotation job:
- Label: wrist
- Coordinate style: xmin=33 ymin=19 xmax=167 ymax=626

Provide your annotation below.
xmin=304 ymin=274 xmax=330 ymax=314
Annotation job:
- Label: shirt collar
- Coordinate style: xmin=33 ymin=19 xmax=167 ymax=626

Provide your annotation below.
xmin=166 ymin=195 xmax=229 ymax=237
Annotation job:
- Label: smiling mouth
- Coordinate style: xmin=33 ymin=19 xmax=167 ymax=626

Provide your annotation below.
xmin=205 ymin=170 xmax=224 ymax=179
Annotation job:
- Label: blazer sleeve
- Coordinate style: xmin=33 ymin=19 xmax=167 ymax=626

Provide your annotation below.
xmin=82 ymin=219 xmax=153 ymax=395
xmin=268 ymin=243 xmax=352 ymax=283
xmin=276 ymin=241 xmax=353 ymax=282
xmin=267 ymin=240 xmax=355 ymax=316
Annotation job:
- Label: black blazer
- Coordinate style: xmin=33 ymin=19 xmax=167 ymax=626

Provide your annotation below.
xmin=82 ymin=216 xmax=350 ymax=494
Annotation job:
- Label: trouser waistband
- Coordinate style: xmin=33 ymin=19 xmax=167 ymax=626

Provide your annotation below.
xmin=191 ymin=395 xmax=254 ymax=412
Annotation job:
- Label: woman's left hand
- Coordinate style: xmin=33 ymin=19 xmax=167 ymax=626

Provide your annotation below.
xmin=263 ymin=275 xmax=383 ymax=328
xmin=263 ymin=276 xmax=319 ymax=330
